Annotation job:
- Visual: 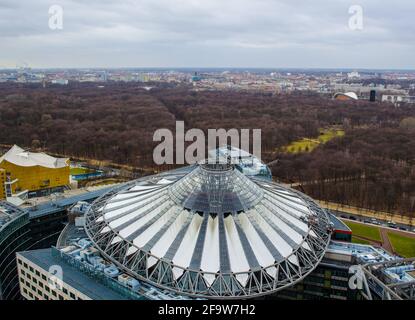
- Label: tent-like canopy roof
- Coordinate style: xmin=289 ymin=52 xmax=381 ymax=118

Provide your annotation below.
xmin=0 ymin=145 xmax=68 ymax=169
xmin=85 ymin=163 xmax=332 ymax=299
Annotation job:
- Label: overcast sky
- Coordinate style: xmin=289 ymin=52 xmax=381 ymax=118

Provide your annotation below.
xmin=0 ymin=0 xmax=414 ymax=69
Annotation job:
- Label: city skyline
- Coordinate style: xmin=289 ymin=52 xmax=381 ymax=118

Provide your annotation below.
xmin=1 ymin=0 xmax=414 ymax=69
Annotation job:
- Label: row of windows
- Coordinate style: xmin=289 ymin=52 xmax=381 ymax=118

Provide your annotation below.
xmin=17 ymin=257 xmax=84 ymax=300
xmin=21 ymin=283 xmax=69 ymax=301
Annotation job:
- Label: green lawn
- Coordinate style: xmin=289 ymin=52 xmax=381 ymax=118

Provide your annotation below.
xmin=352 ymin=236 xmax=371 ymax=245
xmin=344 ymin=221 xmax=382 ymax=242
xmin=388 ymin=232 xmax=415 ymax=258
xmin=70 ymin=167 xmax=93 ymax=175
xmin=281 ymin=128 xmax=345 ymax=154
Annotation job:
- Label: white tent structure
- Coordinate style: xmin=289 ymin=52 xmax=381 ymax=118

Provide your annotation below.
xmin=85 ymin=162 xmax=332 ymax=299
xmin=0 ymin=145 xmax=68 ymax=168
xmin=333 ymin=92 xmax=359 ymax=100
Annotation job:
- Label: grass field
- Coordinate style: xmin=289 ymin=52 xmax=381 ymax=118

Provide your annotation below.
xmin=351 ymin=236 xmax=371 ymax=245
xmin=388 ymin=233 xmax=415 ymax=258
xmin=344 ymin=221 xmax=382 ymax=242
xmin=281 ymin=128 xmax=345 ymax=154
xmin=70 ymin=167 xmax=93 ymax=175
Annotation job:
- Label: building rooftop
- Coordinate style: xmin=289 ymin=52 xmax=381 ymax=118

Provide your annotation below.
xmin=0 ymin=201 xmax=27 ymax=230
xmin=329 ymin=213 xmax=352 ymax=234
xmin=17 ymin=248 xmax=127 ymax=300
xmin=27 ymin=185 xmax=120 ymax=218
xmin=209 ymin=146 xmax=272 ymax=180
xmin=327 ymin=241 xmax=396 ymax=264
xmin=0 ymin=145 xmax=68 ymax=169
xmin=54 ymin=224 xmax=193 ymax=300
xmin=85 ymin=161 xmax=332 ymax=299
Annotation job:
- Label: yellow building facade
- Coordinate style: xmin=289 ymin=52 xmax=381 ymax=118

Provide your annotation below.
xmin=0 ymin=145 xmax=70 ymax=200
xmin=0 ymin=168 xmax=5 ymax=199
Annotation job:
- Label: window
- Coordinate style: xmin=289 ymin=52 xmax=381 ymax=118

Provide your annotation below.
xmin=42 ymin=274 xmax=47 ymax=281
xmin=63 ymin=288 xmax=68 ymax=295
xmin=69 ymin=292 xmax=76 ymax=300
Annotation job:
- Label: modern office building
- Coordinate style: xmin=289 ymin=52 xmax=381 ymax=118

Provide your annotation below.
xmin=16 ymin=249 xmax=127 ymax=300
xmin=84 ymin=161 xmax=332 ymax=299
xmin=0 ymin=145 xmax=70 ymax=203
xmin=0 ymin=185 xmax=116 ymax=300
xmin=9 ymin=150 xmax=415 ymax=301
xmin=16 ymin=159 xmax=337 ymax=300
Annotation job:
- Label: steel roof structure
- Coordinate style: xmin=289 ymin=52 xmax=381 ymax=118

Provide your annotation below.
xmin=85 ymin=163 xmax=332 ymax=299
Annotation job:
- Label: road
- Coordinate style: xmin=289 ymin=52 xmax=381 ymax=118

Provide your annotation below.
xmin=318 ymin=200 xmax=415 ymax=228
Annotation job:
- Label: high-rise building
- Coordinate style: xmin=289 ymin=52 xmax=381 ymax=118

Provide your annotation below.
xmin=370 ymin=90 xmax=376 ymax=102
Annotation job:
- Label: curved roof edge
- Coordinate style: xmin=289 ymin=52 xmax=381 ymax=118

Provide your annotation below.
xmin=0 ymin=145 xmax=69 ymax=169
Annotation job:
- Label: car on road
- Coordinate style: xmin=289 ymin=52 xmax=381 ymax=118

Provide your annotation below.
xmin=370 ymin=218 xmax=380 ymax=225
xmin=388 ymin=222 xmax=398 ymax=229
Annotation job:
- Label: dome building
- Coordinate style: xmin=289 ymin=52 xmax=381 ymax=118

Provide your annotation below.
xmin=333 ymin=92 xmax=359 ymax=101
xmin=85 ymin=161 xmax=332 ymax=299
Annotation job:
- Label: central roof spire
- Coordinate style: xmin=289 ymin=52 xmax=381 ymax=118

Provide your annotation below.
xmin=168 ymin=159 xmax=264 ymax=215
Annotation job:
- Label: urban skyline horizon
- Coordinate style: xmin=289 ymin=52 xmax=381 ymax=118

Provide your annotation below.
xmin=2 ymin=66 xmax=415 ymax=72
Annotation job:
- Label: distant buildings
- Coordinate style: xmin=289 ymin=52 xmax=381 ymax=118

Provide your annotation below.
xmin=347 ymin=71 xmax=361 ymax=79
xmin=51 ymin=79 xmax=69 ymax=85
xmin=0 ymin=145 xmax=70 ymax=204
xmin=382 ymin=94 xmax=415 ymax=106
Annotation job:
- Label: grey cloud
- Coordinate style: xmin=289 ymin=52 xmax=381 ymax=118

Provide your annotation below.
xmin=0 ymin=0 xmax=414 ymax=68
